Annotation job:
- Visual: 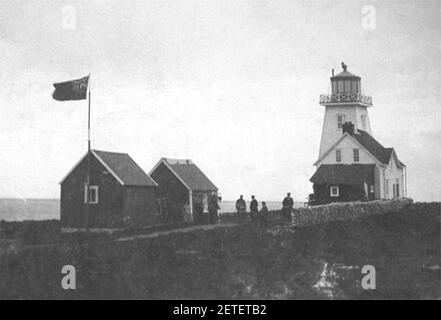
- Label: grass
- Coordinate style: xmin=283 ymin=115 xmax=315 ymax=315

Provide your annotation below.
xmin=0 ymin=203 xmax=439 ymax=299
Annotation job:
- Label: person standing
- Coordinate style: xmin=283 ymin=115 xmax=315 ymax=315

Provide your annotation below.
xmin=259 ymin=201 xmax=269 ymax=228
xmin=282 ymin=192 xmax=294 ymax=218
xmin=250 ymin=195 xmax=259 ymax=223
xmin=208 ymin=194 xmax=220 ymax=224
xmin=235 ymin=195 xmax=246 ymax=223
xmin=194 ymin=199 xmax=204 ymax=224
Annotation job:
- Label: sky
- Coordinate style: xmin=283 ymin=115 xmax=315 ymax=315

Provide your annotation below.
xmin=0 ymin=0 xmax=440 ymax=202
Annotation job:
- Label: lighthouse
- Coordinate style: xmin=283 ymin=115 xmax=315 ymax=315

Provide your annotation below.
xmin=310 ymin=63 xmax=407 ymax=205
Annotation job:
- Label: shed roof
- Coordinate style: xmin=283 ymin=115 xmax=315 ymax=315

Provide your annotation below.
xmin=310 ymin=164 xmax=375 ymax=185
xmin=150 ymin=158 xmax=218 ymax=191
xmin=93 ymin=150 xmax=158 ymax=187
xmin=60 ymin=150 xmax=158 ymax=187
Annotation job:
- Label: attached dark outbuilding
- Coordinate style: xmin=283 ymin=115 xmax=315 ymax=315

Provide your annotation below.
xmin=310 ymin=164 xmax=376 ymax=205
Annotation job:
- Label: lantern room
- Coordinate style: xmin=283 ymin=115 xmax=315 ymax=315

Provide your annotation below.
xmin=331 ymin=62 xmax=361 ymax=94
xmin=319 ymin=62 xmax=372 ymax=107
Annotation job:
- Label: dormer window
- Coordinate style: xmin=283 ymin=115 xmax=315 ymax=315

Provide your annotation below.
xmin=337 ymin=114 xmax=345 ymax=129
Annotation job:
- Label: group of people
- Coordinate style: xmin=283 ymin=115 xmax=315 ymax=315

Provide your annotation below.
xmin=235 ymin=192 xmax=294 ymax=227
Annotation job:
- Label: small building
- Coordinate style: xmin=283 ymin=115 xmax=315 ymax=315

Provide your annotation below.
xmin=149 ymin=158 xmax=218 ymax=223
xmin=60 ymin=150 xmax=158 ymax=229
xmin=311 ymin=63 xmax=407 ymax=205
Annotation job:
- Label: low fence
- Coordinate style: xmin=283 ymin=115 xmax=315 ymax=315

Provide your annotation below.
xmin=291 ymin=198 xmax=414 ymax=227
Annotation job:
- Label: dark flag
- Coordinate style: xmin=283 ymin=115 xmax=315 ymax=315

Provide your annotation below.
xmin=52 ymin=76 xmax=89 ymax=101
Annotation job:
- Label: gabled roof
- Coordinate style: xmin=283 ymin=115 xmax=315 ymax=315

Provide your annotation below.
xmin=310 ymin=164 xmax=375 ymax=185
xmin=93 ymin=150 xmax=158 ymax=187
xmin=150 ymin=158 xmax=218 ymax=192
xmin=60 ymin=150 xmax=158 ymax=187
xmin=353 ymin=130 xmax=393 ymax=165
xmin=315 ymin=130 xmax=405 ymax=168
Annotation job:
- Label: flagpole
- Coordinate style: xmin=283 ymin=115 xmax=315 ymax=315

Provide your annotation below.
xmin=86 ymin=74 xmax=91 ymax=235
xmin=88 ymin=74 xmax=91 ymax=151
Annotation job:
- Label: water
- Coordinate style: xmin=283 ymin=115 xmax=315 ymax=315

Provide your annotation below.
xmin=0 ymin=198 xmax=305 ymax=221
xmin=0 ymin=198 xmax=59 ymax=221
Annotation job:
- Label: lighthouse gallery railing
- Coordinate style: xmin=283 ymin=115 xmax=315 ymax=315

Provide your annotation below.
xmin=319 ymin=93 xmax=373 ymax=106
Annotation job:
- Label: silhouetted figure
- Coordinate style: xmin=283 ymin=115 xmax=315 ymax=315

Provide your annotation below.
xmin=194 ymin=200 xmax=204 ymax=224
xmin=259 ymin=201 xmax=269 ymax=228
xmin=208 ymin=194 xmax=220 ymax=224
xmin=235 ymin=195 xmax=246 ymax=222
xmin=250 ymin=195 xmax=258 ymax=223
xmin=282 ymin=192 xmax=294 ymax=218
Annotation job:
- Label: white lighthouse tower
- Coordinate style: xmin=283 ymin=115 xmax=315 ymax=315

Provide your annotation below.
xmin=310 ymin=62 xmax=407 ymax=205
xmin=318 ymin=62 xmax=373 ymax=158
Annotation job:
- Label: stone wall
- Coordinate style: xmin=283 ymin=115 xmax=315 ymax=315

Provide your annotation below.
xmin=292 ymin=198 xmax=413 ymax=227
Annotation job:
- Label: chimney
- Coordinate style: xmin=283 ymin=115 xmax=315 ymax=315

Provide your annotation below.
xmin=186 ymin=159 xmax=190 ymax=164
xmin=342 ymin=121 xmax=354 ymax=135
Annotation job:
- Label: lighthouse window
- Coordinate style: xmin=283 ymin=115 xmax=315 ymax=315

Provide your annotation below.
xmin=338 ymin=80 xmax=344 ymax=93
xmin=361 ymin=115 xmax=367 ymax=129
xmin=352 ymin=81 xmax=359 ymax=93
xmin=332 ymin=81 xmax=337 ymax=94
xmin=336 ymin=149 xmax=342 ymax=162
xmin=337 ymin=114 xmax=345 ymax=129
xmin=353 ymin=149 xmax=360 ymax=162
xmin=344 ymin=80 xmax=351 ymax=93
xmin=330 ymin=186 xmax=339 ymax=197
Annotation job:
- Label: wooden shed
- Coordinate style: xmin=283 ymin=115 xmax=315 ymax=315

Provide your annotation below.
xmin=149 ymin=158 xmax=218 ymax=223
xmin=310 ymin=164 xmax=376 ymax=205
xmin=60 ymin=150 xmax=158 ymax=229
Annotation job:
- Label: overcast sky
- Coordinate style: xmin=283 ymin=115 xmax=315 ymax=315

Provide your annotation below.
xmin=0 ymin=0 xmax=440 ymax=201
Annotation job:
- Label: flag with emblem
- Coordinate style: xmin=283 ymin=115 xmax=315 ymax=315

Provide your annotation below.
xmin=52 ymin=75 xmax=89 ymax=101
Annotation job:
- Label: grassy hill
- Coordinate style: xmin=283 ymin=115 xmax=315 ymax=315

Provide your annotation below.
xmin=0 ymin=202 xmax=439 ymax=299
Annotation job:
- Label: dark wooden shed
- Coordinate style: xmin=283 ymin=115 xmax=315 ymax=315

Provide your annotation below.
xmin=310 ymin=164 xmax=376 ymax=205
xmin=149 ymin=158 xmax=218 ymax=223
xmin=60 ymin=150 xmax=158 ymax=229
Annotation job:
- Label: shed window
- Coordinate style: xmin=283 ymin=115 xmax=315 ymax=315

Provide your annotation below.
xmin=336 ymin=149 xmax=342 ymax=163
xmin=353 ymin=149 xmax=360 ymax=162
xmin=203 ymin=194 xmax=208 ymax=212
xmin=330 ymin=186 xmax=339 ymax=197
xmin=84 ymin=185 xmax=99 ymax=204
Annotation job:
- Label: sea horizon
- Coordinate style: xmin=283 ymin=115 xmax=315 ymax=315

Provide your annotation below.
xmin=0 ymin=198 xmax=305 ymax=222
